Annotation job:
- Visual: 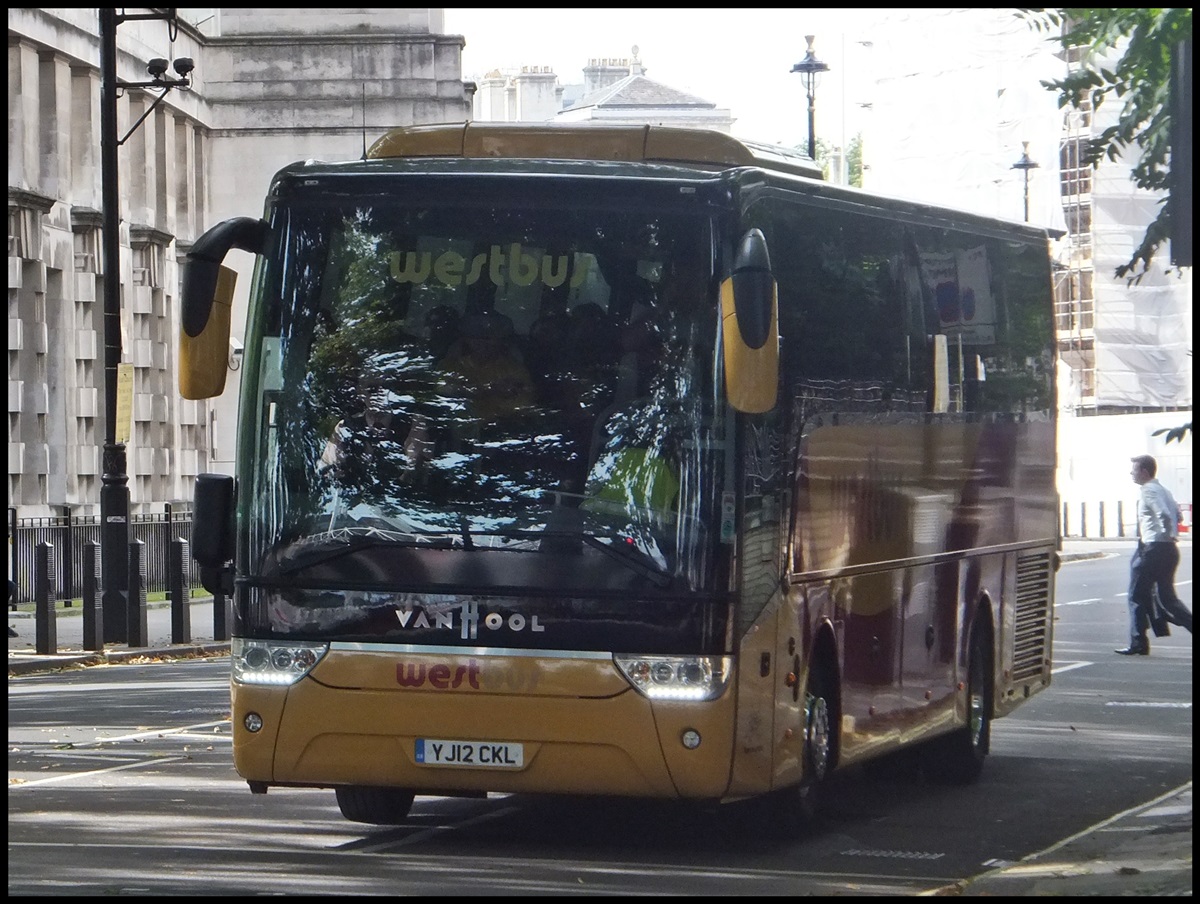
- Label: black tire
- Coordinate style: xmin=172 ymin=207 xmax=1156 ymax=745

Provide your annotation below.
xmin=792 ymin=660 xmax=837 ymax=825
xmin=758 ymin=658 xmax=839 ymax=832
xmin=804 ymin=664 xmax=835 ymax=787
xmin=334 ymin=786 xmax=416 ymax=825
xmin=925 ymin=627 xmax=992 ymax=785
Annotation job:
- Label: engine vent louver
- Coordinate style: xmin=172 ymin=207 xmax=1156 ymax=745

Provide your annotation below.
xmin=1012 ymin=552 xmax=1053 ymax=682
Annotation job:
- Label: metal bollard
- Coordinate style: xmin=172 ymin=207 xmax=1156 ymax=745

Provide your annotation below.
xmin=1061 ymin=502 xmax=1070 ymax=539
xmin=1080 ymin=502 xmax=1088 ymax=538
xmin=1099 ymin=501 xmax=1106 ymax=538
xmin=34 ymin=541 xmax=57 ymax=655
xmin=61 ymin=508 xmax=73 ymax=607
xmin=169 ymin=538 xmax=191 ymax=644
xmin=1117 ymin=500 xmax=1125 ymax=538
xmin=163 ymin=502 xmax=175 ymax=605
xmin=8 ymin=506 xmax=17 ymax=611
xmin=83 ymin=540 xmax=104 ymax=652
xmin=127 ymin=540 xmax=148 ymax=648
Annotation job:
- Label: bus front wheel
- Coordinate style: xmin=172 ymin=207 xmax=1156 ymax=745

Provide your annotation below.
xmin=761 ymin=658 xmax=837 ymax=832
xmin=793 ymin=661 xmax=836 ymax=823
xmin=335 ymin=786 xmax=416 ymax=825
xmin=804 ymin=667 xmax=834 ymax=787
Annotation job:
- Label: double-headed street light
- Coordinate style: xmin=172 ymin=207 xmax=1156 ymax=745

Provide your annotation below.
xmin=1011 ymin=141 xmax=1040 ymax=223
xmin=98 ymin=8 xmax=192 ymax=642
xmin=790 ymin=35 xmax=830 ymax=161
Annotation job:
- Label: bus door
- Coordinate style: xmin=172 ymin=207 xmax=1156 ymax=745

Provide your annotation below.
xmin=896 ymin=421 xmax=980 ymax=722
xmin=894 ymin=482 xmax=959 ymax=722
xmin=793 ymin=425 xmax=907 ymax=756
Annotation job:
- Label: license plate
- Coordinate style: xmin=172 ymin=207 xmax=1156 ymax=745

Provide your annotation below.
xmin=415 ymin=738 xmax=524 ymax=768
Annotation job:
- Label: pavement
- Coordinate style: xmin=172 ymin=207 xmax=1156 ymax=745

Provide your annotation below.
xmin=927 ymin=782 xmax=1193 ymax=896
xmin=7 ymin=539 xmax=1191 ymax=896
xmin=7 ymin=594 xmax=231 ymax=674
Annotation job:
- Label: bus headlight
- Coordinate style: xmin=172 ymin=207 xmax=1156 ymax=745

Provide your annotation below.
xmin=232 ymin=638 xmax=329 ymax=686
xmin=614 ymin=655 xmax=731 ymax=701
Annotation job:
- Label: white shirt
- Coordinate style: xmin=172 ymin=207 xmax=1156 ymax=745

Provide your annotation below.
xmin=1137 ymin=478 xmax=1180 ymax=544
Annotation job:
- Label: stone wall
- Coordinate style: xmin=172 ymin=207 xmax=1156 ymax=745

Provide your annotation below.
xmin=7 ymin=8 xmax=470 ymax=517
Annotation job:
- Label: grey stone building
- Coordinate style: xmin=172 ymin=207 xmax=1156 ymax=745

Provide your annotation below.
xmin=7 ymin=8 xmax=471 ymax=520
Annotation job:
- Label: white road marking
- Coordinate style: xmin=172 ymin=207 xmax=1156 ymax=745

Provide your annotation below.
xmin=10 ymin=755 xmax=187 ymax=788
xmin=1104 ymin=701 xmax=1192 ymax=708
xmin=1051 ymin=661 xmax=1092 ymax=675
xmin=77 ymin=719 xmax=230 ymax=747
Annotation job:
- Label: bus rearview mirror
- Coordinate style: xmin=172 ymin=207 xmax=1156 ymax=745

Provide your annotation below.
xmin=722 ymin=228 xmax=779 ymax=414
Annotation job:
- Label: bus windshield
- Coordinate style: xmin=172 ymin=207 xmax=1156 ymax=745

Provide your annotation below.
xmin=241 ymin=189 xmax=725 ymax=601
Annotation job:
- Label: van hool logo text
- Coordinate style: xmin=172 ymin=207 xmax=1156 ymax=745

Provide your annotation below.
xmin=395 ymin=601 xmax=545 ymax=640
xmin=389 ymin=244 xmax=591 ymax=289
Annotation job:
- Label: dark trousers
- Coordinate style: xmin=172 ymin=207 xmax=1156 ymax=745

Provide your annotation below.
xmin=1128 ymin=541 xmax=1192 ymax=639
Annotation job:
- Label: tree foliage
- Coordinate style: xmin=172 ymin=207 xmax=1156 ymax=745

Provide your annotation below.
xmin=846 ymin=133 xmax=864 ymax=188
xmin=1152 ymin=421 xmax=1192 ymax=444
xmin=814 ymin=133 xmax=864 ymax=187
xmin=1017 ymin=8 xmax=1191 ymax=280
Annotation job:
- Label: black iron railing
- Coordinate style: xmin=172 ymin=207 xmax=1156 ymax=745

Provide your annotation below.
xmin=8 ymin=504 xmax=197 ymax=604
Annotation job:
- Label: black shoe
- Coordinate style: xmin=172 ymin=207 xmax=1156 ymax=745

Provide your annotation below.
xmin=1151 ymin=618 xmax=1171 ymax=638
xmin=1115 ymin=640 xmax=1150 ymax=656
xmin=7 ymin=626 xmax=16 ymax=637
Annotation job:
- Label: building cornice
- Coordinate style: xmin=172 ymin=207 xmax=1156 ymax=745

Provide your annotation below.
xmin=71 ymin=206 xmax=105 ymax=230
xmin=8 ymin=188 xmax=55 ymax=214
xmin=129 ymin=224 xmax=175 ymax=247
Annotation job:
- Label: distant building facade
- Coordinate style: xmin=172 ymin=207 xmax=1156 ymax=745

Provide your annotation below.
xmin=859 ymin=8 xmax=1192 ymax=529
xmin=470 ymin=16 xmax=1191 ymax=530
xmin=10 ymin=10 xmax=1189 ymax=535
xmin=7 ymin=8 xmax=471 ymax=520
xmin=469 ymin=48 xmax=735 ymax=132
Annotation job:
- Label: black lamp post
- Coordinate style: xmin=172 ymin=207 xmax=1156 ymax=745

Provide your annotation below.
xmin=790 ymin=35 xmax=830 ymax=160
xmin=1011 ymin=141 xmax=1040 ymax=223
xmin=98 ymin=9 xmax=192 ymax=642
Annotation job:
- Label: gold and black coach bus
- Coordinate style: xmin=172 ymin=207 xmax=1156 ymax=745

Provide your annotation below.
xmin=180 ymin=123 xmax=1058 ymax=825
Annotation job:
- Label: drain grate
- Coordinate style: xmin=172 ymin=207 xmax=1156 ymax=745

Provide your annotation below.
xmin=840 ymin=849 xmax=946 ymax=860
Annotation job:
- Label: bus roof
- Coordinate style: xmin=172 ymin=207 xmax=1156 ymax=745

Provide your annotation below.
xmin=285 ymin=123 xmax=1058 ymax=246
xmin=366 ymin=122 xmax=826 ymax=182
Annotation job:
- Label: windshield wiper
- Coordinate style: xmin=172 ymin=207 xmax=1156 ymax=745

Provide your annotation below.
xmin=276 ymin=524 xmax=671 ymax=587
xmin=466 ymin=527 xmax=672 ymax=588
xmin=579 ymin=533 xmax=672 ymax=588
xmin=273 ymin=529 xmax=456 ymax=575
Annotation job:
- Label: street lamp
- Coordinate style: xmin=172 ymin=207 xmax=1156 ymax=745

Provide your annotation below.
xmin=1011 ymin=141 xmax=1040 ymax=223
xmin=98 ymin=9 xmax=192 ymax=642
xmin=790 ymin=35 xmax=830 ymax=161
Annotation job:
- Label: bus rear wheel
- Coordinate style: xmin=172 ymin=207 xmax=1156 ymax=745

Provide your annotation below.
xmin=335 ymin=786 xmax=416 ymax=825
xmin=925 ymin=627 xmax=991 ymax=785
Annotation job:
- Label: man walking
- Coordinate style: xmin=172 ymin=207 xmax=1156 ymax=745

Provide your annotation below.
xmin=1116 ymin=454 xmax=1193 ymax=655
